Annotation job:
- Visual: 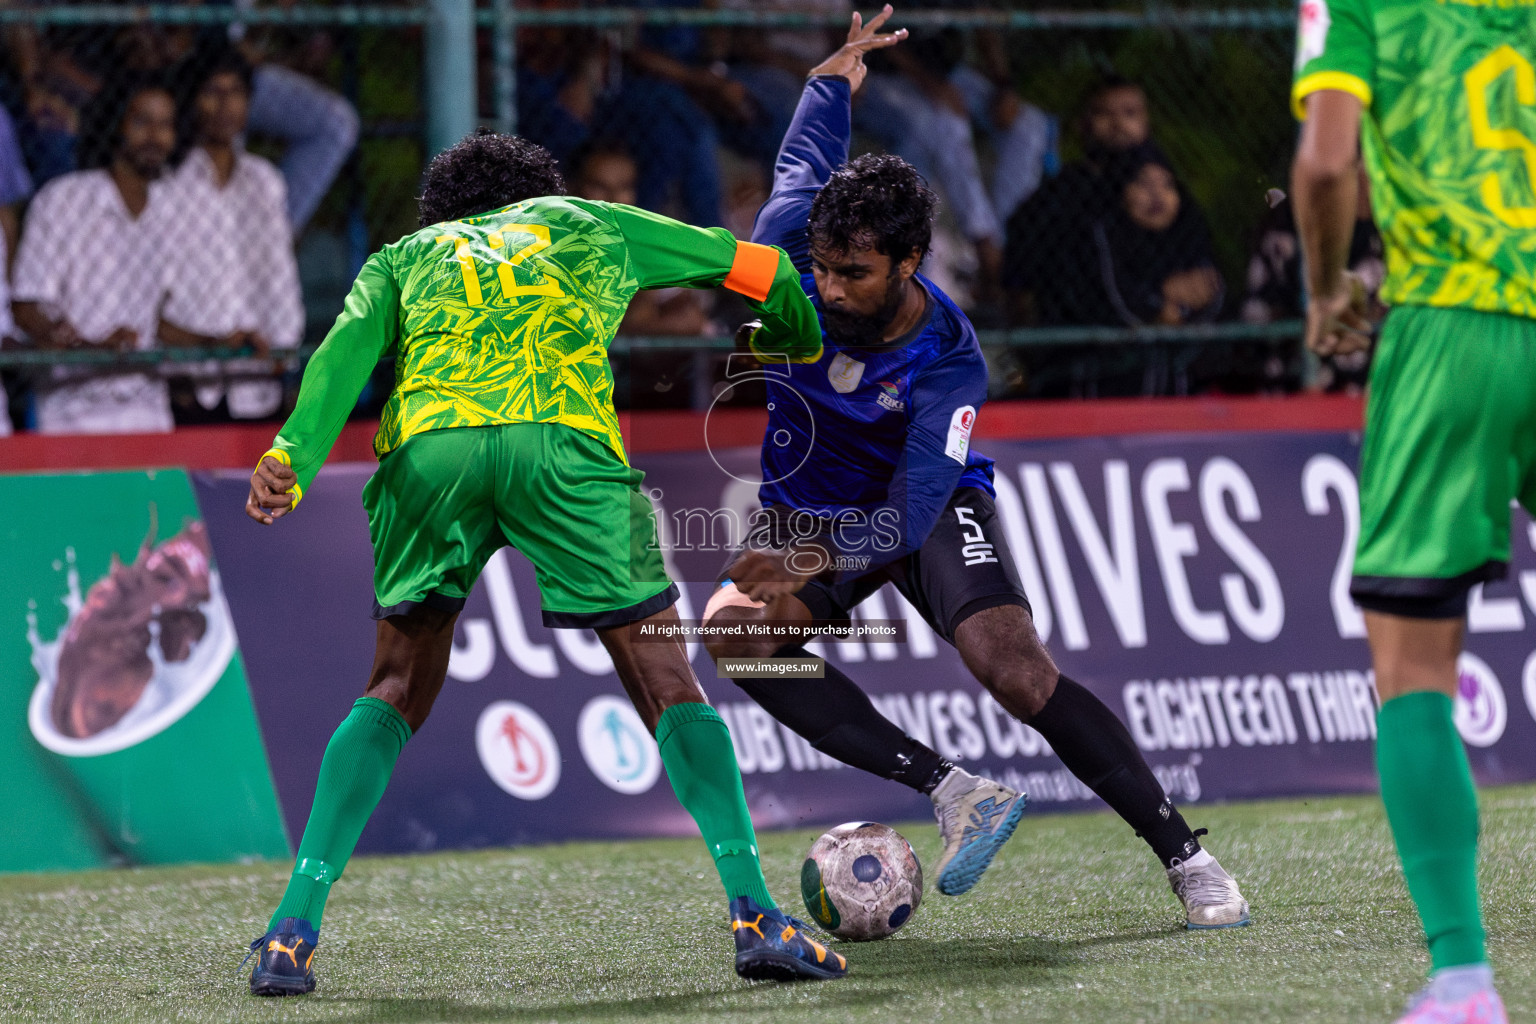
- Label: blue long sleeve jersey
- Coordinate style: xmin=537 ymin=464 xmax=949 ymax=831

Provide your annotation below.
xmin=751 ymin=75 xmax=995 ymax=581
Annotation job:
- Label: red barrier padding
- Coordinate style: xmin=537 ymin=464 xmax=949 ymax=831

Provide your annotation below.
xmin=0 ymin=394 xmax=1364 ymax=473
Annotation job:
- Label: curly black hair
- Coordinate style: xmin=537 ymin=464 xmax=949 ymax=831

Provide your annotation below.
xmin=418 ymin=128 xmax=566 ymax=227
xmin=76 ymin=73 xmax=174 ymax=171
xmin=807 ymin=153 xmax=936 ymax=264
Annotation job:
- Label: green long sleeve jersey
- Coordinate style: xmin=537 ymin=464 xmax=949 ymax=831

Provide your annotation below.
xmin=263 ymin=197 xmax=823 ymax=500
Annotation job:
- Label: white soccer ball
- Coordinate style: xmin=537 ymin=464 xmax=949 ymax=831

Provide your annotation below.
xmin=800 ymin=821 xmax=923 ymax=941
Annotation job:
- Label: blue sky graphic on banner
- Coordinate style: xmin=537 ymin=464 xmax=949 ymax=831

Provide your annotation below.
xmin=193 ymin=431 xmax=1536 ymax=856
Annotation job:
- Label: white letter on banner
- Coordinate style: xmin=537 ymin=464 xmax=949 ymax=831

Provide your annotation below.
xmin=1301 ymin=454 xmax=1366 ymax=639
xmin=979 ymin=694 xmax=1018 ymax=757
xmin=1521 ymin=521 xmax=1536 ymax=617
xmin=855 ymin=590 xmax=900 ymax=661
xmin=1200 ymin=458 xmax=1285 ymax=642
xmin=1469 ymin=582 xmax=1526 ymax=632
xmin=555 ymin=629 xmax=615 ymax=676
xmin=1144 ymin=459 xmax=1229 ymax=644
xmin=948 ymin=692 xmax=988 ymax=759
xmin=1021 ymin=464 xmax=1088 ymax=649
xmin=1051 ymin=461 xmax=1147 ymax=648
xmin=1124 ymin=682 xmax=1163 ymax=749
xmin=448 ymin=619 xmax=496 ymax=681
xmin=992 ymin=472 xmax=1053 ymax=642
xmin=482 ymin=549 xmax=559 ymax=678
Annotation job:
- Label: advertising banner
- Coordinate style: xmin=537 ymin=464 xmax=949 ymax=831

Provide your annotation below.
xmin=0 ymin=470 xmax=290 ymax=872
xmin=191 ymin=430 xmax=1536 ymax=858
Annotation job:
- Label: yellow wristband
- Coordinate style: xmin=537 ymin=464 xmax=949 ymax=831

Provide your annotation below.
xmin=257 ymin=448 xmax=304 ymax=506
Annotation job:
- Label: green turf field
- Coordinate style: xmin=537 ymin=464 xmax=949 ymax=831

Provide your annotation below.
xmin=3 ymin=785 xmax=1535 ymax=1024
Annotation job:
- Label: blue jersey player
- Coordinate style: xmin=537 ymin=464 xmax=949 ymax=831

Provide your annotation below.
xmin=703 ymin=7 xmax=1250 ymax=928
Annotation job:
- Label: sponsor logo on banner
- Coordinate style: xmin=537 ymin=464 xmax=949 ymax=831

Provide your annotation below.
xmin=827 ymin=353 xmax=865 ymax=393
xmin=1296 ymin=0 xmax=1330 ymax=70
xmin=578 ymin=695 xmax=661 ymax=795
xmin=1454 ymin=653 xmax=1507 ymax=747
xmin=1524 ymin=652 xmax=1536 ymax=724
xmin=476 ymin=701 xmax=560 ymax=799
xmin=945 ymin=406 xmax=975 ymax=463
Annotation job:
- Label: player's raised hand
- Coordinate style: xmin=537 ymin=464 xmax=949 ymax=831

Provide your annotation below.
xmin=808 ymin=5 xmax=907 ymax=95
xmin=246 ymin=455 xmax=298 ymax=525
xmin=1305 ymin=271 xmax=1373 ymax=357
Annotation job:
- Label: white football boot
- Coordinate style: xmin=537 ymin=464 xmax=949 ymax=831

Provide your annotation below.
xmin=1166 ymin=849 xmax=1251 ymax=929
xmin=1394 ymin=965 xmax=1507 ymax=1024
xmin=930 ymin=768 xmax=1027 ymax=896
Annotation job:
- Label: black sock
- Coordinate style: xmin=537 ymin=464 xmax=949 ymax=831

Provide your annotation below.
xmin=729 ymin=647 xmax=952 ymax=794
xmin=1029 ymin=674 xmax=1201 ymax=867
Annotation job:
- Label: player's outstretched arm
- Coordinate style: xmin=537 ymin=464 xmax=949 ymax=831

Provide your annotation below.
xmin=753 ymin=8 xmax=907 ymax=263
xmin=247 ymin=252 xmax=401 ymax=524
xmin=608 ymin=203 xmax=822 ymax=362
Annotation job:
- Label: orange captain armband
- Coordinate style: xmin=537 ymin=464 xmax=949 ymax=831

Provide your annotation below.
xmin=256 ymin=448 xmax=304 ymax=507
xmin=723 ymin=241 xmax=780 ymax=303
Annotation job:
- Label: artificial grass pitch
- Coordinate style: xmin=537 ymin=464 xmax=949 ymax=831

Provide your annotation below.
xmin=3 ymin=786 xmax=1536 ymax=1024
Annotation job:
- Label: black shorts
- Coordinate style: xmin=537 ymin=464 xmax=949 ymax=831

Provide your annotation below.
xmin=718 ymin=487 xmax=1030 ymax=644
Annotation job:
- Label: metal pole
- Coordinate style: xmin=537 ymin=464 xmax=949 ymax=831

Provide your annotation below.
xmin=493 ymin=0 xmax=517 ymax=134
xmin=425 ymin=0 xmax=476 ymax=156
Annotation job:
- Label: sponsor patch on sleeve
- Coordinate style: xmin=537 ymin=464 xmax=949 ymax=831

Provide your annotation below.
xmin=945 ymin=406 xmax=976 ymax=463
xmin=1295 ymin=0 xmax=1330 ymax=71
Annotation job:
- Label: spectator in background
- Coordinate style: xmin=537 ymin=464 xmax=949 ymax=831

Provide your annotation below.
xmin=161 ymin=45 xmax=302 ymax=424
xmin=0 ymin=103 xmax=32 ymax=270
xmin=12 ymin=76 xmax=180 ymax=434
xmin=855 ymin=26 xmax=1056 ymax=295
xmin=1004 ymin=74 xmax=1154 ymax=324
xmin=1091 ymin=146 xmax=1221 ymax=326
xmin=568 ymin=138 xmax=711 ymax=336
xmin=517 ymin=27 xmax=722 ymax=226
xmin=1243 ymin=165 xmax=1383 ymax=392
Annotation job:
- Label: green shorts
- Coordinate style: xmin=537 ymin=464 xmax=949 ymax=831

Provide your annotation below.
xmin=362 ymin=423 xmax=675 ymax=628
xmin=1352 ymin=304 xmax=1536 ymax=617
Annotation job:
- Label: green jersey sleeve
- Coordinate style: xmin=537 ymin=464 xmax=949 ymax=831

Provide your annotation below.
xmin=608 ymin=203 xmax=823 ymax=363
xmin=262 ymin=250 xmax=402 ymax=502
xmin=1292 ymin=0 xmax=1376 ymax=119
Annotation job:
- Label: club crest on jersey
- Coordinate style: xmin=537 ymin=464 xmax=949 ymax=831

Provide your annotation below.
xmin=945 ymin=405 xmax=976 ymax=463
xmin=876 ymin=379 xmax=905 ymax=412
xmin=828 ymin=353 xmax=865 ymax=393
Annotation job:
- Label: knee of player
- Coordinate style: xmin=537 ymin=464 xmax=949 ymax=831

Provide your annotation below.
xmin=974 ymin=651 xmax=1058 ymax=719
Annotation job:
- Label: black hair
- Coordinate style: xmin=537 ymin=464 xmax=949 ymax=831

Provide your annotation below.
xmin=807 ymin=153 xmax=936 ymax=265
xmin=565 ymin=136 xmax=635 ymax=183
xmin=172 ymin=42 xmax=254 ymax=158
xmin=418 ymin=127 xmax=566 ymax=226
xmin=76 ymin=73 xmax=175 ymax=171
xmin=1079 ymin=73 xmax=1146 ymax=120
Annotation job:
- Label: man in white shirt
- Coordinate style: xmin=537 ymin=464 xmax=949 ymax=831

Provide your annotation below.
xmin=12 ymin=78 xmax=180 ymax=435
xmin=161 ymin=48 xmax=304 ymax=422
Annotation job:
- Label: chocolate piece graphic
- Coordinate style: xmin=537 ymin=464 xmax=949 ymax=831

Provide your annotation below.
xmin=51 ymin=516 xmax=214 ymax=739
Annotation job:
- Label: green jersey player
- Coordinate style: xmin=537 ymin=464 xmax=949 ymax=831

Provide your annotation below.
xmin=240 ymin=130 xmax=854 ymax=994
xmin=1292 ymin=2 xmax=1534 ymax=1021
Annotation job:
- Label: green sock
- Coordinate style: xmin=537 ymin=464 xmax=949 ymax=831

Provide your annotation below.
xmin=268 ymin=697 xmax=412 ymax=932
xmin=1376 ymin=691 xmax=1486 ymax=971
xmin=655 ymin=702 xmax=775 ymax=909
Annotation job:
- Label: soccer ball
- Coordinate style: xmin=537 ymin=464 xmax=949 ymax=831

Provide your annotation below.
xmin=799 ymin=821 xmax=923 ymax=941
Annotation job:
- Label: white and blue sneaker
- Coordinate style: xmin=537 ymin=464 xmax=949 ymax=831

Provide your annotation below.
xmin=931 ymin=768 xmax=1026 ymax=896
xmin=1167 ymin=850 xmax=1250 ymax=929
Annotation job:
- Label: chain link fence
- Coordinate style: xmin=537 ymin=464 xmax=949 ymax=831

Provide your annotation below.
xmin=0 ymin=2 xmax=1334 ymax=437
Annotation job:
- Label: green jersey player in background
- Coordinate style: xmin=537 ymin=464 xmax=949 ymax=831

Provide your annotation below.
xmin=1292 ymin=1 xmax=1534 ymax=1021
xmin=240 ymin=129 xmax=854 ymax=994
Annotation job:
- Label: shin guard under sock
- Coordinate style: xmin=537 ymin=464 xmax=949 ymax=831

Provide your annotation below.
xmin=655 ymin=702 xmax=775 ymax=908
xmin=1030 ymin=675 xmax=1199 ymax=866
xmin=1377 ymin=692 xmax=1485 ymax=971
xmin=732 ymin=647 xmax=950 ymax=793
xmin=269 ymin=697 xmax=412 ymax=931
